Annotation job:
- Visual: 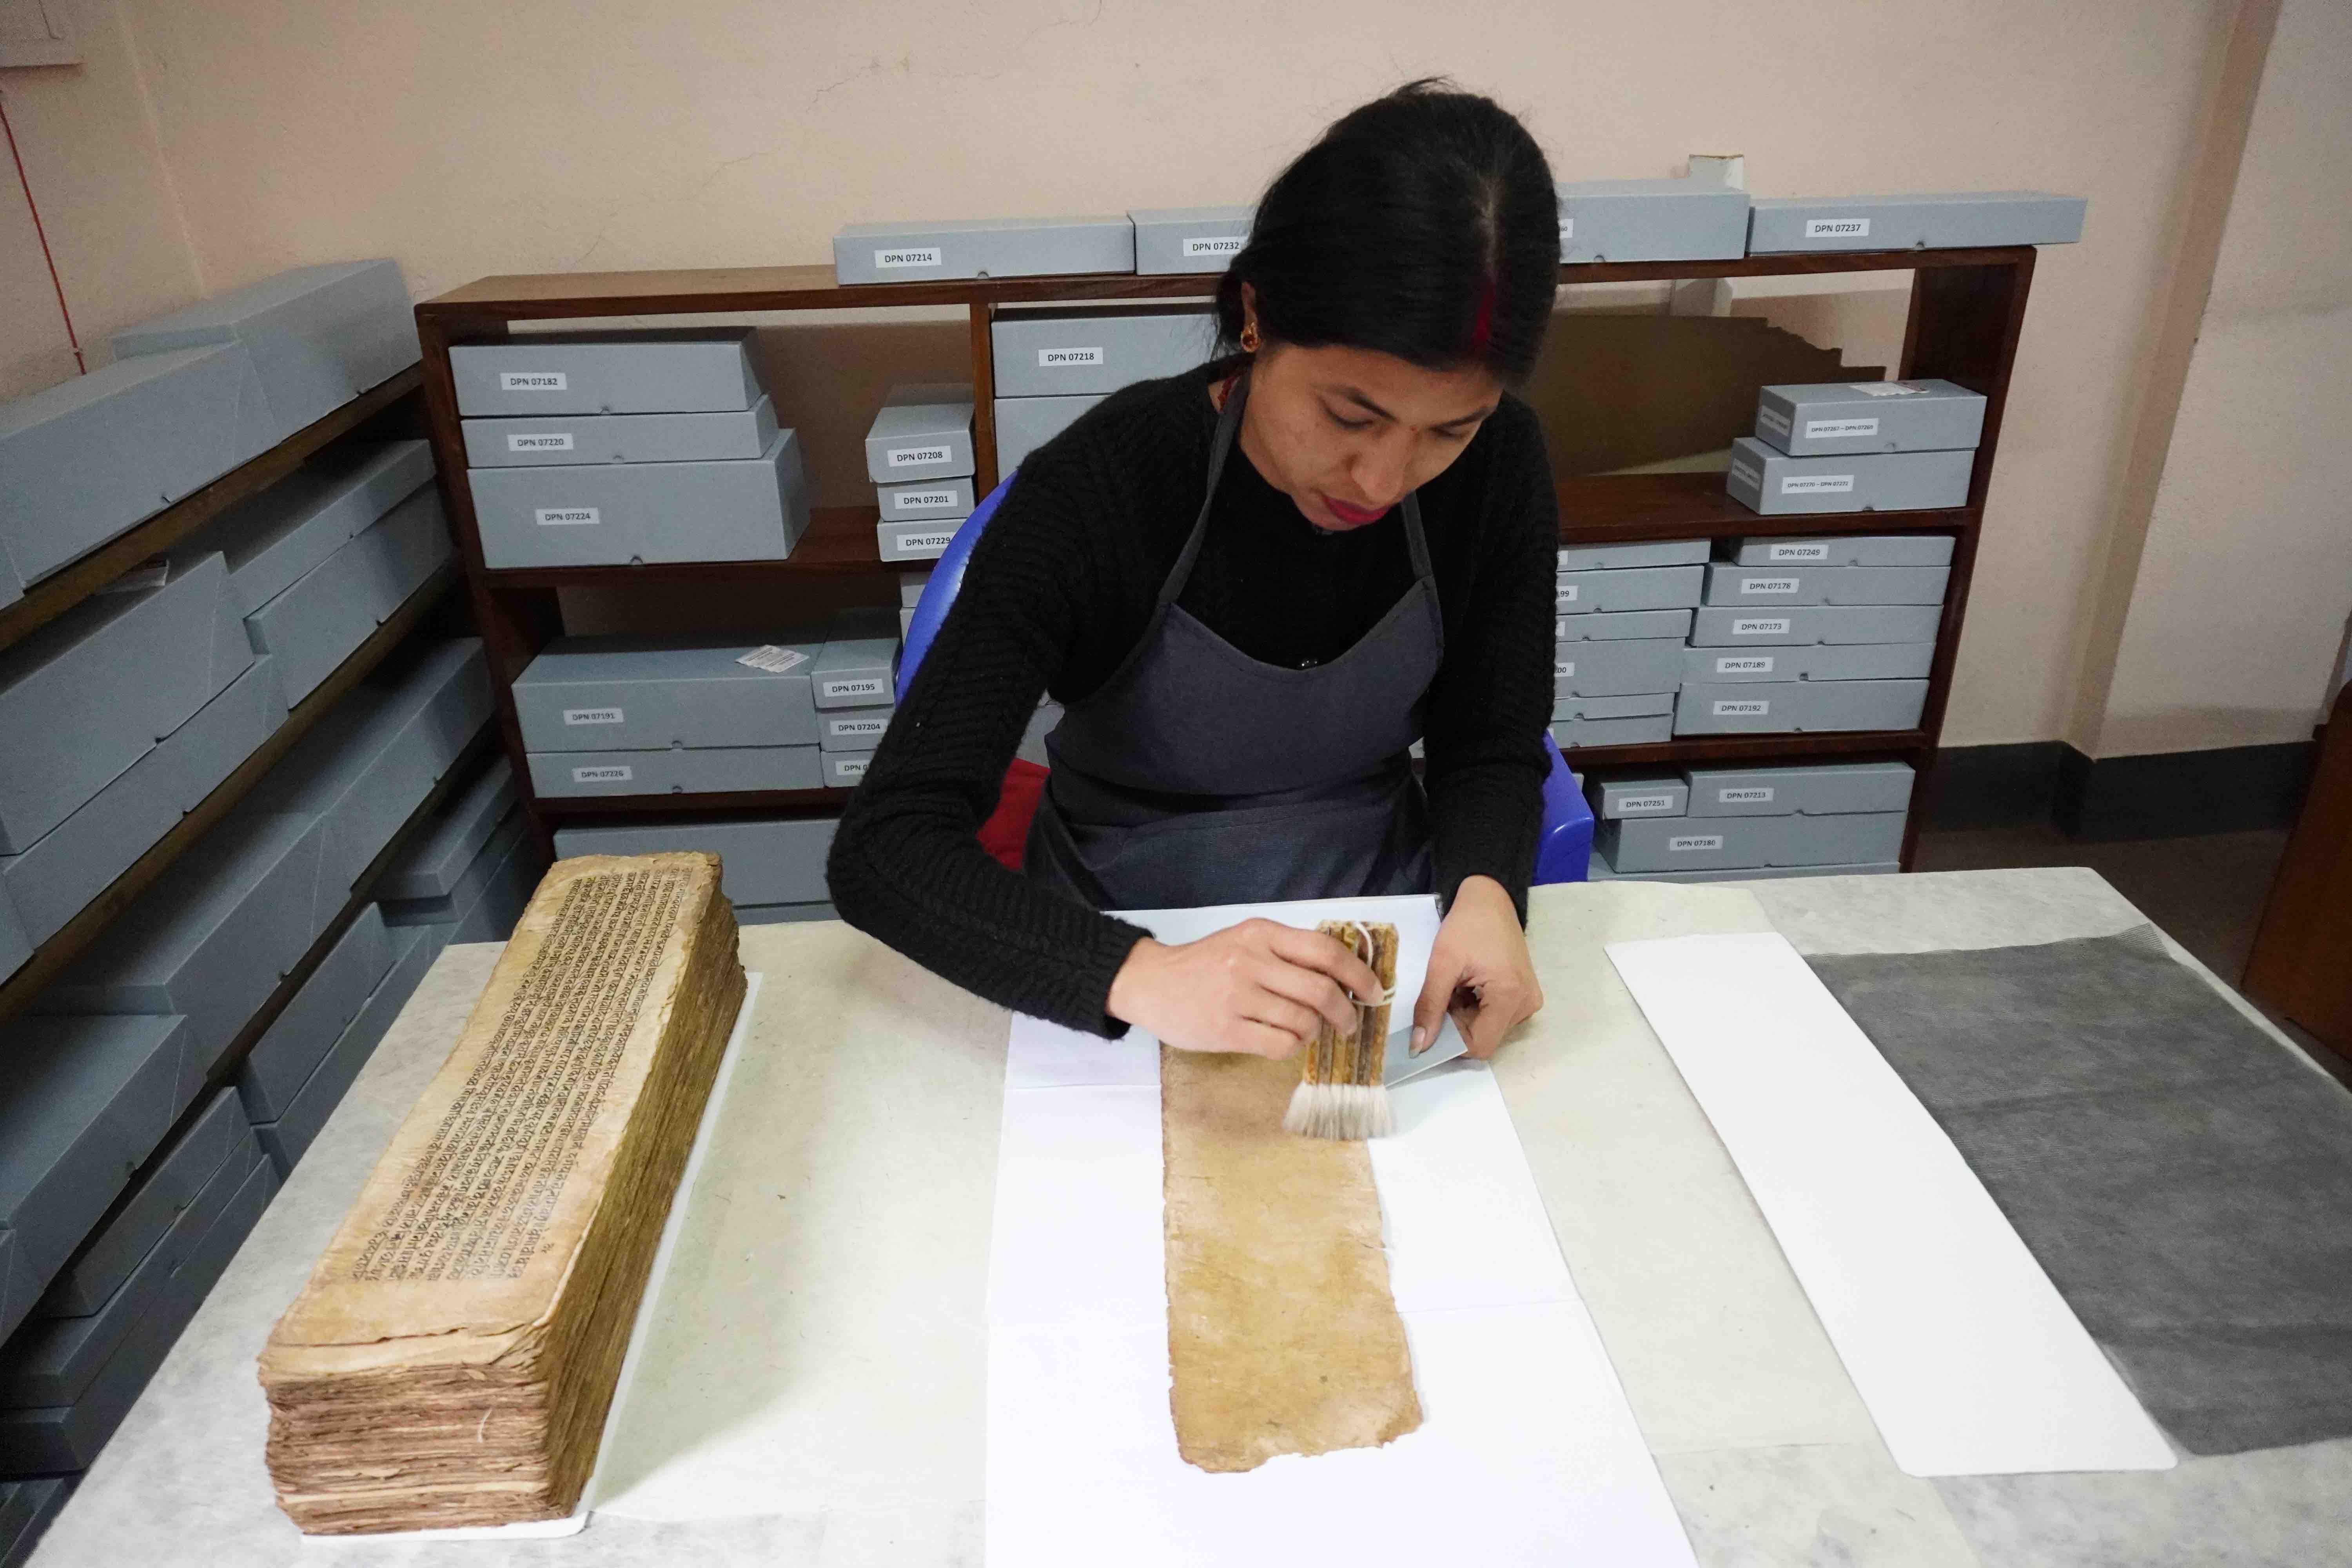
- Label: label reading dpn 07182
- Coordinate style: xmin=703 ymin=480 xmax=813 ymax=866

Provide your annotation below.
xmin=1669 ymin=834 xmax=1725 ymax=852
xmin=875 ymin=247 xmax=943 ymax=269
xmin=499 ymin=371 xmax=567 ymax=391
xmin=1805 ymin=417 xmax=1879 ymax=439
xmin=1039 ymin=346 xmax=1104 ymax=367
xmin=1183 ymin=235 xmax=1245 ymax=258
xmin=888 ymin=445 xmax=953 ymax=468
xmin=563 ymin=708 xmax=624 ymax=726
xmin=535 ymin=508 xmax=599 ymax=526
xmin=508 ymin=432 xmax=575 ymax=452
xmin=1805 ymin=217 xmax=1870 ymax=238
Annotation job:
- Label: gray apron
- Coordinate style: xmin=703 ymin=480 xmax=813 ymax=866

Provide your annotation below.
xmin=1024 ymin=374 xmax=1444 ymax=910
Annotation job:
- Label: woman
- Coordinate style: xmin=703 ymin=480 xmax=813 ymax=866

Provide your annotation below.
xmin=831 ymin=81 xmax=1559 ymax=1064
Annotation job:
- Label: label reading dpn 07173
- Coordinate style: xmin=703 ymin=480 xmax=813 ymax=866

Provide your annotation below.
xmin=563 ymin=708 xmax=624 ymax=726
xmin=499 ymin=371 xmax=567 ymax=391
xmin=888 ymin=445 xmax=953 ymax=468
xmin=1183 ymin=235 xmax=1245 ymax=258
xmin=1731 ymin=617 xmax=1791 ymax=637
xmin=1805 ymin=217 xmax=1870 ymax=238
xmin=508 ymin=432 xmax=575 ymax=452
xmin=1038 ymin=346 xmax=1104 ymax=367
xmin=875 ymin=247 xmax=943 ymax=269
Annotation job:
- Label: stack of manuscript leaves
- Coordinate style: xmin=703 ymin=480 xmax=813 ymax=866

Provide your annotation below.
xmin=257 ymin=853 xmax=744 ymax=1534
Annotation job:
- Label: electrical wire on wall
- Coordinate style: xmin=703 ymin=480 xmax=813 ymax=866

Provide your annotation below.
xmin=1 ymin=85 xmax=86 ymax=374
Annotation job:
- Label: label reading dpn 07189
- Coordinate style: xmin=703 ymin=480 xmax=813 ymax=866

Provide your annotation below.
xmin=875 ymin=247 xmax=943 ymax=269
xmin=1183 ymin=235 xmax=1245 ymax=258
xmin=888 ymin=445 xmax=953 ymax=468
xmin=1669 ymin=834 xmax=1725 ymax=852
xmin=508 ymin=432 xmax=575 ymax=452
xmin=563 ymin=708 xmax=624 ymax=726
xmin=1038 ymin=346 xmax=1104 ymax=367
xmin=1805 ymin=217 xmax=1870 ymax=238
xmin=499 ymin=371 xmax=567 ymax=391
xmin=1715 ymin=655 xmax=1775 ymax=673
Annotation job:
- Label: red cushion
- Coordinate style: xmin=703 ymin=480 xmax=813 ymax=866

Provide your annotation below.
xmin=978 ymin=760 xmax=1048 ymax=871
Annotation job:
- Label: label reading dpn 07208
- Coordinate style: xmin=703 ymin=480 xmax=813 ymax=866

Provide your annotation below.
xmin=535 ymin=508 xmax=599 ymax=526
xmin=508 ymin=432 xmax=574 ymax=452
xmin=563 ymin=708 xmax=624 ymax=726
xmin=888 ymin=445 xmax=953 ymax=468
xmin=1038 ymin=346 xmax=1104 ymax=367
xmin=499 ymin=371 xmax=567 ymax=391
xmin=875 ymin=247 xmax=943 ymax=269
xmin=1805 ymin=217 xmax=1870 ymax=238
xmin=1669 ymin=834 xmax=1725 ymax=852
xmin=1183 ymin=235 xmax=1245 ymax=258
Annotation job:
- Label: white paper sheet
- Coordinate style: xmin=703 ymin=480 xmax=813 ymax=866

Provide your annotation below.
xmin=1605 ymin=933 xmax=2176 ymax=1477
xmin=988 ymin=897 xmax=1698 ymax=1567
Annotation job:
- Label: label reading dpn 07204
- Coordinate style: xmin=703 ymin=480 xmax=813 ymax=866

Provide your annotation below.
xmin=1038 ymin=346 xmax=1104 ymax=367
xmin=499 ymin=371 xmax=567 ymax=391
xmin=1806 ymin=417 xmax=1879 ymax=439
xmin=1669 ymin=834 xmax=1725 ymax=852
xmin=535 ymin=508 xmax=599 ymax=526
xmin=563 ymin=708 xmax=624 ymax=726
xmin=508 ymin=432 xmax=575 ymax=452
xmin=829 ymin=717 xmax=888 ymax=738
xmin=1805 ymin=217 xmax=1870 ymax=238
xmin=888 ymin=445 xmax=953 ymax=469
xmin=1731 ymin=617 xmax=1791 ymax=637
xmin=1719 ymin=787 xmax=1776 ymax=804
xmin=1767 ymin=542 xmax=1830 ymax=561
xmin=875 ymin=247 xmax=943 ymax=269
xmin=1780 ymin=474 xmax=1855 ymax=495
xmin=1183 ymin=235 xmax=1245 ymax=258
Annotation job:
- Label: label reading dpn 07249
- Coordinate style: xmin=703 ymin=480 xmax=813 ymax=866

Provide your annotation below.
xmin=563 ymin=708 xmax=624 ymax=726
xmin=875 ymin=247 xmax=943 ymax=269
xmin=508 ymin=432 xmax=574 ymax=452
xmin=1039 ymin=346 xmax=1104 ymax=367
xmin=1805 ymin=217 xmax=1870 ymax=238
xmin=536 ymin=508 xmax=599 ymax=526
xmin=1183 ymin=235 xmax=1245 ymax=258
xmin=499 ymin=371 xmax=567 ymax=391
xmin=888 ymin=445 xmax=953 ymax=469
xmin=1767 ymin=542 xmax=1830 ymax=561
xmin=1669 ymin=834 xmax=1725 ymax=852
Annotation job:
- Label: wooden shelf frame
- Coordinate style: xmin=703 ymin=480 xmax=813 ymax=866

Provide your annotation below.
xmin=415 ymin=245 xmax=2038 ymax=870
xmin=0 ymin=566 xmax=463 ymax=1029
xmin=0 ymin=366 xmax=425 ymax=657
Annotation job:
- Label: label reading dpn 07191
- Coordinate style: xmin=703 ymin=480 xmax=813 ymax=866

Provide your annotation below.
xmin=508 ymin=432 xmax=574 ymax=452
xmin=1038 ymin=346 xmax=1104 ymax=367
xmin=1805 ymin=217 xmax=1870 ymax=238
xmin=875 ymin=247 xmax=943 ymax=269
xmin=1669 ymin=834 xmax=1725 ymax=852
xmin=563 ymin=708 xmax=624 ymax=726
xmin=1183 ymin=235 xmax=1245 ymax=258
xmin=499 ymin=371 xmax=567 ymax=391
xmin=536 ymin=508 xmax=599 ymax=526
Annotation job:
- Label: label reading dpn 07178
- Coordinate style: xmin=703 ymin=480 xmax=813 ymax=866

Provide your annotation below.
xmin=888 ymin=445 xmax=953 ymax=468
xmin=1805 ymin=217 xmax=1870 ymax=238
xmin=875 ymin=247 xmax=943 ymax=269
xmin=1038 ymin=346 xmax=1104 ymax=367
xmin=499 ymin=371 xmax=567 ymax=391
xmin=1183 ymin=235 xmax=1245 ymax=258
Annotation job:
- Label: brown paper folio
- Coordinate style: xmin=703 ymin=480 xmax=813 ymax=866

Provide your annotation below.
xmin=1160 ymin=1046 xmax=1422 ymax=1473
xmin=257 ymin=852 xmax=746 ymax=1534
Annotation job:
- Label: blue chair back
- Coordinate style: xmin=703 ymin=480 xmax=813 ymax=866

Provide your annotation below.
xmin=895 ymin=470 xmax=1588 ymax=884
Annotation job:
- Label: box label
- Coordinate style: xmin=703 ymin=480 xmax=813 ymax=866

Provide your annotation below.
xmin=1740 ymin=576 xmax=1801 ymax=595
xmin=895 ymin=530 xmax=956 ymax=552
xmin=822 ymin=676 xmax=888 ymax=699
xmin=1852 ymin=381 xmax=1925 ymax=397
xmin=737 ymin=644 xmax=810 ymax=673
xmin=1038 ymin=346 xmax=1104 ymax=367
xmin=1557 ymin=218 xmax=1574 ymax=240
xmin=499 ymin=371 xmax=567 ymax=391
xmin=1557 ymin=584 xmax=1580 ymax=603
xmin=875 ymin=247 xmax=943 ymax=269
xmin=508 ymin=432 xmax=575 ymax=452
xmin=1183 ymin=234 xmax=1245 ymax=258
xmin=1756 ymin=405 xmax=1791 ymax=434
xmin=535 ymin=507 xmax=600 ymax=526
xmin=832 ymin=757 xmax=871 ymax=781
xmin=563 ymin=707 xmax=624 ymax=726
xmin=1715 ymin=655 xmax=1775 ymax=673
xmin=1780 ymin=474 xmax=1855 ymax=495
xmin=1729 ymin=617 xmax=1791 ymax=637
xmin=889 ymin=486 xmax=961 ymax=512
xmin=1719 ymin=786 xmax=1776 ymax=804
xmin=1713 ymin=699 xmax=1771 ymax=716
xmin=829 ymin=717 xmax=888 ymax=738
xmin=1729 ymin=459 xmax=1762 ymax=489
xmin=1555 ymin=661 xmax=1575 ymax=678
xmin=1805 ymin=216 xmax=1870 ymax=239
xmin=887 ymin=444 xmax=953 ymax=468
xmin=1669 ymin=834 xmax=1725 ymax=852
xmin=1767 ymin=542 xmax=1829 ymax=561
xmin=1616 ymin=793 xmax=1677 ymax=813
xmin=572 ymin=765 xmax=632 ymax=784
xmin=1805 ymin=417 xmax=1879 ymax=439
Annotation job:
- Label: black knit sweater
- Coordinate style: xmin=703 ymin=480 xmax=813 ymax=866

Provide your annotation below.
xmin=827 ymin=361 xmax=1557 ymax=1036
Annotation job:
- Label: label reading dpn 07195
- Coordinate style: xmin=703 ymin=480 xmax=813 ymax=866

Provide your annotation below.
xmin=1038 ymin=346 xmax=1104 ymax=367
xmin=1183 ymin=235 xmax=1245 ymax=258
xmin=563 ymin=708 xmax=624 ymax=726
xmin=536 ymin=508 xmax=599 ymax=526
xmin=1669 ymin=834 xmax=1725 ymax=852
xmin=823 ymin=677 xmax=888 ymax=700
xmin=875 ymin=247 xmax=943 ymax=269
xmin=1805 ymin=217 xmax=1870 ymax=238
xmin=888 ymin=445 xmax=953 ymax=468
xmin=508 ymin=432 xmax=574 ymax=452
xmin=499 ymin=371 xmax=567 ymax=391
xmin=832 ymin=757 xmax=871 ymax=780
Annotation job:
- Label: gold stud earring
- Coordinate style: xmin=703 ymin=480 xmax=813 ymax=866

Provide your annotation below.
xmin=1240 ymin=322 xmax=1261 ymax=353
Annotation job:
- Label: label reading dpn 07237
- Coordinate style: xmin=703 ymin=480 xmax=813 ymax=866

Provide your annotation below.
xmin=1805 ymin=217 xmax=1870 ymax=238
xmin=499 ymin=371 xmax=567 ymax=391
xmin=1183 ymin=235 xmax=1245 ymax=258
xmin=875 ymin=247 xmax=943 ymax=269
xmin=888 ymin=445 xmax=953 ymax=468
xmin=1039 ymin=346 xmax=1104 ymax=367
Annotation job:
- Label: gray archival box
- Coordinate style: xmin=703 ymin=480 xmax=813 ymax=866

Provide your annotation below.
xmin=1726 ymin=437 xmax=1974 ymax=515
xmin=1551 ymin=716 xmax=1674 ymax=749
xmin=1128 ymin=207 xmax=1254 ymax=275
xmin=449 ymin=329 xmax=763 ymax=417
xmin=864 ymin=384 xmax=976 ymax=483
xmin=1746 ymin=192 xmax=2087 ymax=253
xmin=174 ymin=439 xmax=434 ymax=614
xmin=1555 ymin=538 xmax=1710 ymax=572
xmin=1679 ymin=641 xmax=1936 ymax=684
xmin=1553 ymin=638 xmax=1685 ymax=698
xmin=878 ymin=519 xmax=962 ymax=563
xmin=1689 ymin=604 xmax=1944 ymax=646
xmin=530 ymin=746 xmax=822 ymax=798
xmin=1555 ymin=607 xmax=1695 ymax=642
xmin=243 ymin=487 xmax=451 ymax=705
xmin=1673 ymin=678 xmax=1929 ymax=735
xmin=1588 ymin=777 xmax=1691 ymax=820
xmin=991 ymin=304 xmax=1219 ymax=398
xmin=1684 ymin=760 xmax=1916 ymax=818
xmin=995 ymin=393 xmax=1105 ymax=474
xmin=1554 ymin=177 xmax=1749 ymax=263
xmin=815 ymin=608 xmax=901 ymax=709
xmin=462 ymin=394 xmax=780 ymax=467
xmin=1729 ymin=533 xmax=1955 ymax=567
xmin=513 ymin=633 xmax=825 ymax=751
xmin=878 ymin=476 xmax=976 ymax=521
xmin=833 ymin=215 xmax=1136 ymax=285
xmin=1555 ymin=563 xmax=1704 ymax=615
xmin=470 ymin=428 xmax=809 ymax=568
xmin=1753 ymin=379 xmax=1986 ymax=457
xmin=1700 ymin=562 xmax=1951 ymax=606
xmin=554 ymin=815 xmax=839 ymax=907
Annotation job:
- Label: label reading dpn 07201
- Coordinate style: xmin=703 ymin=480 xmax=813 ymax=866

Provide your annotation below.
xmin=1183 ymin=235 xmax=1245 ymax=258
xmin=1731 ymin=617 xmax=1791 ymax=637
xmin=1805 ymin=217 xmax=1870 ymax=238
xmin=1038 ymin=346 xmax=1104 ymax=367
xmin=536 ymin=508 xmax=599 ymax=526
xmin=1806 ymin=417 xmax=1879 ymax=439
xmin=499 ymin=371 xmax=567 ymax=391
xmin=563 ymin=708 xmax=624 ymax=726
xmin=1719 ymin=787 xmax=1776 ymax=804
xmin=832 ymin=757 xmax=871 ymax=780
xmin=1669 ymin=834 xmax=1725 ymax=852
xmin=888 ymin=445 xmax=953 ymax=468
xmin=875 ymin=247 xmax=943 ymax=269
xmin=1767 ymin=542 xmax=1829 ymax=561
xmin=508 ymin=432 xmax=575 ymax=452
xmin=1780 ymin=474 xmax=1855 ymax=495
xmin=889 ymin=487 xmax=960 ymax=512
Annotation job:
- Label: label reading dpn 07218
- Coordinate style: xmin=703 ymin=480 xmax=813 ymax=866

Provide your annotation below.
xmin=1669 ymin=834 xmax=1725 ymax=852
xmin=888 ymin=445 xmax=953 ymax=468
xmin=499 ymin=371 xmax=567 ymax=391
xmin=1038 ymin=346 xmax=1104 ymax=367
xmin=535 ymin=508 xmax=599 ymax=526
xmin=1805 ymin=217 xmax=1870 ymax=238
xmin=508 ymin=432 xmax=574 ymax=452
xmin=1183 ymin=235 xmax=1245 ymax=258
xmin=875 ymin=247 xmax=943 ymax=269
xmin=563 ymin=708 xmax=624 ymax=726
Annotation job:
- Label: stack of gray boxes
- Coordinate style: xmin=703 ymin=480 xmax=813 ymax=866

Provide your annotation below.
xmin=512 ymin=631 xmax=828 ymax=798
xmin=868 ymin=384 xmax=976 ymax=564
xmin=1587 ymin=759 xmax=1913 ymax=881
xmin=815 ymin=608 xmax=901 ymax=788
xmin=1726 ymin=378 xmax=1985 ymax=517
xmin=1128 ymin=207 xmax=1253 ymax=275
xmin=832 ymin=215 xmax=1136 ymax=285
xmin=456 ymin=330 xmax=809 ymax=568
xmin=1678 ymin=533 xmax=1951 ymax=737
xmin=555 ymin=816 xmax=838 ymax=926
xmin=899 ymin=568 xmax=930 ymax=640
xmin=1744 ymin=191 xmax=2087 ymax=255
xmin=375 ymin=757 xmax=534 ymax=955
xmin=1554 ymin=176 xmax=1749 ymax=263
xmin=1552 ymin=540 xmax=1708 ymax=748
xmin=991 ymin=303 xmax=1218 ymax=473
xmin=0 ymin=259 xmax=418 ymax=611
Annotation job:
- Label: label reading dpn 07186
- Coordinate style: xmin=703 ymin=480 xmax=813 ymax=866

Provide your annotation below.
xmin=875 ymin=247 xmax=943 ymax=269
xmin=563 ymin=708 xmax=624 ymax=726
xmin=1805 ymin=217 xmax=1870 ymax=238
xmin=535 ymin=508 xmax=599 ymax=526
xmin=508 ymin=432 xmax=574 ymax=452
xmin=888 ymin=445 xmax=953 ymax=468
xmin=1669 ymin=834 xmax=1725 ymax=852
xmin=1183 ymin=235 xmax=1245 ymax=258
xmin=499 ymin=371 xmax=567 ymax=391
xmin=1731 ymin=617 xmax=1791 ymax=637
xmin=1039 ymin=346 xmax=1104 ymax=367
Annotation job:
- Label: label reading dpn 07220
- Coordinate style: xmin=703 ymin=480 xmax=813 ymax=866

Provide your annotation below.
xmin=499 ymin=371 xmax=567 ymax=391
xmin=875 ymin=247 xmax=943 ymax=269
xmin=1183 ymin=235 xmax=1245 ymax=258
xmin=1039 ymin=346 xmax=1104 ymax=367
xmin=1805 ymin=217 xmax=1870 ymax=238
xmin=888 ymin=445 xmax=953 ymax=468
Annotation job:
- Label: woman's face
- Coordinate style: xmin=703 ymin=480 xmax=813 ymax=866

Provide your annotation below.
xmin=1238 ymin=338 xmax=1503 ymax=534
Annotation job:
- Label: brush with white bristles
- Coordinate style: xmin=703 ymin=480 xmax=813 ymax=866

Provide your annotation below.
xmin=1283 ymin=920 xmax=1398 ymax=1141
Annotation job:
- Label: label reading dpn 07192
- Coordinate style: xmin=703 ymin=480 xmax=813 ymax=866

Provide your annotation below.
xmin=563 ymin=708 xmax=624 ymax=726
xmin=508 ymin=432 xmax=574 ymax=452
xmin=875 ymin=247 xmax=943 ymax=269
xmin=1038 ymin=346 xmax=1104 ymax=367
xmin=1805 ymin=217 xmax=1870 ymax=238
xmin=499 ymin=371 xmax=567 ymax=391
xmin=888 ymin=445 xmax=953 ymax=469
xmin=1713 ymin=700 xmax=1770 ymax=717
xmin=1183 ymin=235 xmax=1245 ymax=258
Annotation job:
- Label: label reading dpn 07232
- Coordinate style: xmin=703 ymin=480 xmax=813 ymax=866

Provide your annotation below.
xmin=499 ymin=371 xmax=567 ymax=391
xmin=1805 ymin=217 xmax=1870 ymax=238
xmin=563 ymin=708 xmax=624 ymax=726
xmin=875 ymin=247 xmax=943 ymax=269
xmin=1183 ymin=235 xmax=1245 ymax=258
xmin=1038 ymin=346 xmax=1104 ymax=367
xmin=888 ymin=445 xmax=953 ymax=468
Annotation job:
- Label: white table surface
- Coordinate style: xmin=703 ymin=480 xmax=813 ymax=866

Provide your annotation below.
xmin=29 ymin=868 xmax=2352 ymax=1567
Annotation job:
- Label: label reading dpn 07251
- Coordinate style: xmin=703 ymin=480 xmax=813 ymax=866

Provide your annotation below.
xmin=1039 ymin=346 xmax=1104 ymax=367
xmin=1805 ymin=217 xmax=1870 ymax=238
xmin=499 ymin=371 xmax=567 ymax=391
xmin=875 ymin=247 xmax=943 ymax=269
xmin=1669 ymin=834 xmax=1725 ymax=852
xmin=1183 ymin=235 xmax=1245 ymax=258
xmin=1731 ymin=617 xmax=1791 ymax=637
xmin=888 ymin=445 xmax=953 ymax=469
xmin=1806 ymin=417 xmax=1879 ymax=439
xmin=536 ymin=508 xmax=599 ymax=526
xmin=563 ymin=708 xmax=624 ymax=726
xmin=508 ymin=432 xmax=575 ymax=452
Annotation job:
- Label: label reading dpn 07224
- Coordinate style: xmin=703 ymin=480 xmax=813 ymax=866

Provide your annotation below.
xmin=563 ymin=708 xmax=624 ymax=726
xmin=499 ymin=371 xmax=567 ymax=391
xmin=875 ymin=247 xmax=943 ymax=269
xmin=1183 ymin=235 xmax=1245 ymax=258
xmin=1805 ymin=217 xmax=1870 ymax=238
xmin=1038 ymin=346 xmax=1104 ymax=367
xmin=888 ymin=445 xmax=953 ymax=469
xmin=536 ymin=508 xmax=599 ymax=526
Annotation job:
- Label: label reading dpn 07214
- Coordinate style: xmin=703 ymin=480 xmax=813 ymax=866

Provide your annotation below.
xmin=508 ymin=432 xmax=575 ymax=452
xmin=563 ymin=708 xmax=624 ymax=726
xmin=1183 ymin=235 xmax=1245 ymax=258
xmin=499 ymin=371 xmax=567 ymax=391
xmin=1805 ymin=217 xmax=1870 ymax=238
xmin=1039 ymin=346 xmax=1104 ymax=367
xmin=536 ymin=508 xmax=599 ymax=526
xmin=875 ymin=247 xmax=943 ymax=269
xmin=888 ymin=445 xmax=953 ymax=468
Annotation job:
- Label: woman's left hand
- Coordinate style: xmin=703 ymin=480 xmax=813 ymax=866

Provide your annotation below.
xmin=1411 ymin=875 xmax=1543 ymax=1060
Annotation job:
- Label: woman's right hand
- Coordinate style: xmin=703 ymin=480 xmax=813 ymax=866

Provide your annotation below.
xmin=1106 ymin=920 xmax=1385 ymax=1058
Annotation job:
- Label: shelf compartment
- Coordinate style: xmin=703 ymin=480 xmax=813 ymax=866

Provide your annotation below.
xmin=1557 ymin=472 xmax=1971 ymax=544
xmin=479 ymin=505 xmax=888 ymax=588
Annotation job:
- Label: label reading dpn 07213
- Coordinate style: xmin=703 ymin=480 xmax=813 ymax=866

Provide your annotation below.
xmin=1038 ymin=346 xmax=1104 ymax=367
xmin=1183 ymin=235 xmax=1245 ymax=258
xmin=499 ymin=371 xmax=567 ymax=391
xmin=875 ymin=247 xmax=943 ymax=269
xmin=1805 ymin=217 xmax=1870 ymax=238
xmin=508 ymin=432 xmax=575 ymax=452
xmin=1669 ymin=834 xmax=1725 ymax=852
xmin=888 ymin=445 xmax=953 ymax=468
xmin=536 ymin=508 xmax=599 ymax=526
xmin=563 ymin=708 xmax=624 ymax=726
xmin=1719 ymin=787 xmax=1776 ymax=804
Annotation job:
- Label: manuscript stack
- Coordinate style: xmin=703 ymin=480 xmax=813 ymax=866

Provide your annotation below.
xmin=256 ymin=852 xmax=744 ymax=1534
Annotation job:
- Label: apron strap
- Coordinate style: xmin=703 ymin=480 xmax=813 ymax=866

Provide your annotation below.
xmin=1157 ymin=372 xmax=1251 ymax=611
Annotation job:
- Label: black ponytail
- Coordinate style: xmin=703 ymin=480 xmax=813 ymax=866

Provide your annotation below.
xmin=1215 ymin=80 xmax=1558 ymax=385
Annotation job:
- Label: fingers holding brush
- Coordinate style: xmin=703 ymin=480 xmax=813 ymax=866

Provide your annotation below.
xmin=1105 ymin=922 xmax=1385 ymax=1059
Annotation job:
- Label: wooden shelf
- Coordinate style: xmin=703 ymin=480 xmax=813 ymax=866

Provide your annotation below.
xmin=482 ymin=506 xmax=889 ymax=589
xmin=0 ymin=565 xmax=461 ymax=1029
xmin=534 ymin=786 xmax=855 ymax=820
xmin=1558 ymin=730 xmax=1929 ymax=771
xmin=0 ymin=366 xmax=425 ymax=657
xmin=1557 ymin=472 xmax=1970 ymax=544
